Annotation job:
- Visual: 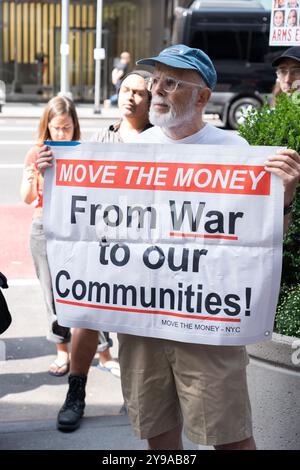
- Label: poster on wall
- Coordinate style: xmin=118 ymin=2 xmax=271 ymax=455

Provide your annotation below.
xmin=270 ymin=0 xmax=300 ymax=45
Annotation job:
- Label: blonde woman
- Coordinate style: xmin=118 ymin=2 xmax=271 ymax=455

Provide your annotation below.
xmin=21 ymin=97 xmax=116 ymax=378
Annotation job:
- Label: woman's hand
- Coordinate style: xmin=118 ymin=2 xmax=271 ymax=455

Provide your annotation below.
xmin=24 ymin=163 xmax=37 ymax=184
xmin=36 ymin=145 xmax=54 ymax=175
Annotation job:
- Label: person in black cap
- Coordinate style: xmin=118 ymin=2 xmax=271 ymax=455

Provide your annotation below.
xmin=272 ymin=46 xmax=300 ymax=95
xmin=116 ymin=44 xmax=300 ymax=451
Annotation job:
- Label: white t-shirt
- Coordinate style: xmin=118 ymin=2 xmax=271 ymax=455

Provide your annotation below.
xmin=137 ymin=123 xmax=249 ymax=146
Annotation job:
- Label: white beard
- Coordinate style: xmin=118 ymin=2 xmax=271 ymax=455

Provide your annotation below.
xmin=149 ymin=103 xmax=182 ymax=127
xmin=149 ymin=89 xmax=199 ymax=128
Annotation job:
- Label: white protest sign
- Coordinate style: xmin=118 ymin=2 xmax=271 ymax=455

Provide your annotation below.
xmin=269 ymin=0 xmax=300 ymax=46
xmin=43 ymin=143 xmax=283 ymax=346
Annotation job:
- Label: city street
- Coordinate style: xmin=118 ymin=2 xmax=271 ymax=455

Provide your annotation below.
xmin=0 ymin=110 xmax=218 ymax=450
xmin=0 ymin=116 xmax=114 ymax=279
xmin=0 ymin=108 xmax=299 ymax=450
xmin=0 ymin=0 xmax=298 ymax=453
xmin=0 ymin=111 xmax=223 ymax=279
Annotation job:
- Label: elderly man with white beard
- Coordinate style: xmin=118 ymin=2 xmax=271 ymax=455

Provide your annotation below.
xmin=117 ymin=44 xmax=300 ymax=451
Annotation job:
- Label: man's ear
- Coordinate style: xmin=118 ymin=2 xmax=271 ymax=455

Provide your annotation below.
xmin=197 ymin=87 xmax=211 ymax=107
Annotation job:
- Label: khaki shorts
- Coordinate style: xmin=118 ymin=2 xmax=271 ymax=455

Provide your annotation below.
xmin=118 ymin=334 xmax=252 ymax=446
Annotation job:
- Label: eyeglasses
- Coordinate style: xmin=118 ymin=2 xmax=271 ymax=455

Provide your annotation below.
xmin=276 ymin=67 xmax=300 ymax=79
xmin=146 ymin=75 xmax=203 ymax=94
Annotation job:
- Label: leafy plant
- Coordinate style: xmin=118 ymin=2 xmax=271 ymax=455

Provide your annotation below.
xmin=239 ymin=92 xmax=300 ymax=337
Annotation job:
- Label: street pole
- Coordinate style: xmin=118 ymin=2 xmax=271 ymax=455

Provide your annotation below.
xmin=12 ymin=0 xmax=21 ymax=93
xmin=94 ymin=0 xmax=104 ymax=114
xmin=60 ymin=0 xmax=72 ymax=99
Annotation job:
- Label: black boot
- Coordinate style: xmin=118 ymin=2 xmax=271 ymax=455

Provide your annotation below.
xmin=56 ymin=373 xmax=87 ymax=432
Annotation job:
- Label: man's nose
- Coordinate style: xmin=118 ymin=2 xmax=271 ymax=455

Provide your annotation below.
xmin=127 ymin=90 xmax=135 ymax=100
xmin=284 ymin=71 xmax=294 ymax=82
xmin=152 ymin=79 xmax=166 ymax=96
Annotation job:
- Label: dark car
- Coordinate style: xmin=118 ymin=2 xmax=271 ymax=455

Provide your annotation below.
xmin=172 ymin=0 xmax=287 ymax=128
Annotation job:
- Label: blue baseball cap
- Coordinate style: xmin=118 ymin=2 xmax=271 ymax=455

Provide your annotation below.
xmin=136 ymin=44 xmax=217 ymax=89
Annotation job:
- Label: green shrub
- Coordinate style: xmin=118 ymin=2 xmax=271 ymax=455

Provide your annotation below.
xmin=275 ymin=284 xmax=300 ymax=337
xmin=238 ymin=92 xmax=300 ymax=337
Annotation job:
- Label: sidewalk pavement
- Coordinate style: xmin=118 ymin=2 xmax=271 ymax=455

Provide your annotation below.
xmin=0 ymin=102 xmax=121 ymax=120
xmin=0 ymin=283 xmax=201 ymax=450
xmin=2 ymin=282 xmax=299 ymax=450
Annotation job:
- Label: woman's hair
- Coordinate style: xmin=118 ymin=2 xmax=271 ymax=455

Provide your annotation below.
xmin=37 ymin=95 xmax=81 ymax=142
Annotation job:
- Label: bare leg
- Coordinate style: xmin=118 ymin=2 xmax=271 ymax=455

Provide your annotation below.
xmin=98 ymin=340 xmax=120 ymax=377
xmin=56 ymin=342 xmax=69 ymax=359
xmin=148 ymin=424 xmax=183 ymax=450
xmin=99 ymin=348 xmax=114 ymax=364
xmin=70 ymin=328 xmax=99 ymax=376
xmin=215 ymin=436 xmax=256 ymax=450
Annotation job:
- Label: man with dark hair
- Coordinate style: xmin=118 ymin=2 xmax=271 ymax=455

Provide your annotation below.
xmin=94 ymin=71 xmax=152 ymax=143
xmin=117 ymin=44 xmax=300 ymax=450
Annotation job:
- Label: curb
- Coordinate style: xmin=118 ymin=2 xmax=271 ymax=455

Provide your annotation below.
xmin=247 ymin=332 xmax=300 ymax=370
xmin=0 ymin=413 xmax=130 ymax=434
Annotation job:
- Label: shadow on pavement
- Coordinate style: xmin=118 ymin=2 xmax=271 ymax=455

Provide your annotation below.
xmin=0 ymin=370 xmax=69 ymax=398
xmin=3 ymin=335 xmax=55 ymax=360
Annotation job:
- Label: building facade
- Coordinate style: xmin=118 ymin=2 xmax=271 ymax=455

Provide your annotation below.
xmin=0 ymin=0 xmax=183 ymax=102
